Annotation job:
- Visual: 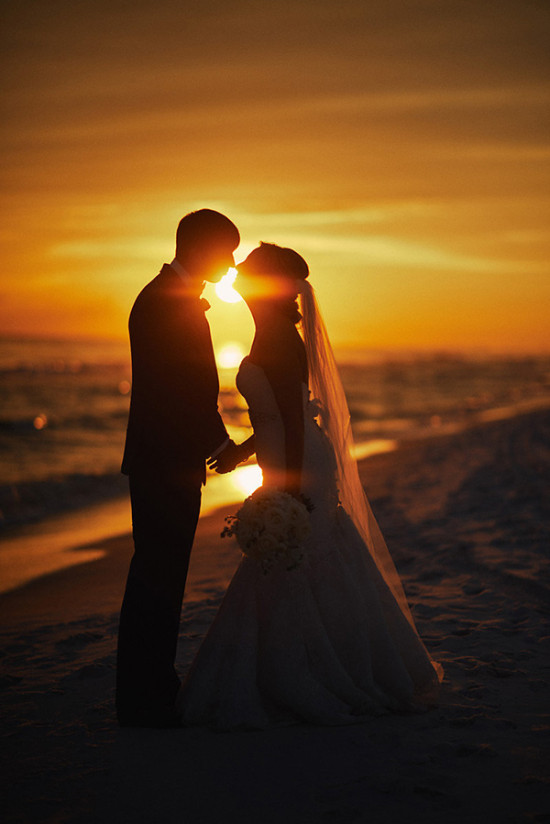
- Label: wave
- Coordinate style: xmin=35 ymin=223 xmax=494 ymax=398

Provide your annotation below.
xmin=0 ymin=359 xmax=130 ymax=380
xmin=0 ymin=472 xmax=129 ymax=531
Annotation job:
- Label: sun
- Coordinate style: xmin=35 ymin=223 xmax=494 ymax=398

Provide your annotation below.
xmin=215 ymin=268 xmax=242 ymax=303
xmin=232 ymin=464 xmax=263 ymax=497
xmin=216 ymin=341 xmax=246 ymax=369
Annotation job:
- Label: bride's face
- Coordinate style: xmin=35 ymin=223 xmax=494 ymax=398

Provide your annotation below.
xmin=236 ymin=271 xmax=298 ymax=303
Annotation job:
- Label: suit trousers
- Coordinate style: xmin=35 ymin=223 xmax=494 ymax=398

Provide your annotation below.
xmin=116 ymin=473 xmax=201 ymax=724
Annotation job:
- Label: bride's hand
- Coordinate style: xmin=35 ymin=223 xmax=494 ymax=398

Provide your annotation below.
xmin=208 ymin=435 xmax=256 ymax=473
xmin=208 ymin=440 xmax=241 ymax=474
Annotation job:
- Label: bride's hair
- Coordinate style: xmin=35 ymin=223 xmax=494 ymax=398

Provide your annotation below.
xmin=237 ymin=243 xmax=309 ymax=325
xmin=237 ymin=242 xmax=309 ymax=282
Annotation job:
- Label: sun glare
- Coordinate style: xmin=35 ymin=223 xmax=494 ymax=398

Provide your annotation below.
xmin=215 ymin=268 xmax=242 ymax=303
xmin=216 ymin=341 xmax=246 ymax=369
xmin=232 ymin=464 xmax=263 ymax=497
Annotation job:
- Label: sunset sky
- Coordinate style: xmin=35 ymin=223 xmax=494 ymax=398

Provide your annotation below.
xmin=1 ymin=0 xmax=549 ymax=355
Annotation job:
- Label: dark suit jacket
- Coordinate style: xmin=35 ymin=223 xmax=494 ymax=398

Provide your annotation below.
xmin=121 ymin=264 xmax=228 ymax=485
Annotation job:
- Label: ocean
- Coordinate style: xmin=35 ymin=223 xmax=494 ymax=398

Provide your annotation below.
xmin=1 ymin=336 xmax=550 ymax=532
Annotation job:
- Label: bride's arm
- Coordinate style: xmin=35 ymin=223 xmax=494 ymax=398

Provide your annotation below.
xmin=208 ymin=434 xmax=255 ymax=473
xmin=258 ymin=338 xmax=305 ymax=497
xmin=237 ymin=434 xmax=256 ymax=460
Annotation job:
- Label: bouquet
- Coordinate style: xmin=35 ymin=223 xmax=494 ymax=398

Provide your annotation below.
xmin=221 ymin=487 xmax=312 ymax=574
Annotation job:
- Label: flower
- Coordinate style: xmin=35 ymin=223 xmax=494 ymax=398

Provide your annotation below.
xmin=221 ymin=487 xmax=311 ymax=574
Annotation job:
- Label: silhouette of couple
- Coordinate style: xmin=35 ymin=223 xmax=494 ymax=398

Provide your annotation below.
xmin=116 ymin=209 xmax=441 ymax=730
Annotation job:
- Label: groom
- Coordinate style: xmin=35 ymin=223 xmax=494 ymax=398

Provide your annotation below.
xmin=116 ymin=209 xmax=243 ymax=728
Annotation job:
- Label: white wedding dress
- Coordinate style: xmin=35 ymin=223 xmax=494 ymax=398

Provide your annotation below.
xmin=177 ymin=358 xmax=441 ymax=729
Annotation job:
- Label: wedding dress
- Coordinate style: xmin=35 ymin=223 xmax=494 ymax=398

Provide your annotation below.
xmin=178 ymin=307 xmax=442 ymax=728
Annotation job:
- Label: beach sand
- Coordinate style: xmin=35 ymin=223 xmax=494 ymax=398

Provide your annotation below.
xmin=1 ymin=409 xmax=549 ymax=823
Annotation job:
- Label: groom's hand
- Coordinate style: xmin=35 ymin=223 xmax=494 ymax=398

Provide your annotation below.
xmin=207 ymin=440 xmax=241 ymax=474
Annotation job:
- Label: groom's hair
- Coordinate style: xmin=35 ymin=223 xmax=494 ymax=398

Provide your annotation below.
xmin=176 ymin=209 xmax=240 ymax=258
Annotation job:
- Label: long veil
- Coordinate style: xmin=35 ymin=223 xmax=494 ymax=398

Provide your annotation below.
xmin=299 ymin=281 xmax=436 ymax=651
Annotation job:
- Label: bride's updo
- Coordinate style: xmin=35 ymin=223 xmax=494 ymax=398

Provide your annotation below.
xmin=237 ymin=242 xmax=309 ymax=283
xmin=237 ymin=243 xmax=309 ymax=324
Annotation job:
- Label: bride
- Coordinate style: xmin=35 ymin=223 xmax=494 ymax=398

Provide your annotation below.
xmin=177 ymin=243 xmax=442 ymax=729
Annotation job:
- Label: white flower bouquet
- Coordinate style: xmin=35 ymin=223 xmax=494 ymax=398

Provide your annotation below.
xmin=222 ymin=487 xmax=312 ymax=574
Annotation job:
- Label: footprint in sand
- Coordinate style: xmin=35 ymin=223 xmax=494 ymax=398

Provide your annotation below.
xmin=56 ymin=631 xmax=103 ymax=649
xmin=76 ymin=663 xmax=110 ymax=679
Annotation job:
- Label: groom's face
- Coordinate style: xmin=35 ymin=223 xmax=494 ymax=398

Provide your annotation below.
xmin=189 ymin=242 xmax=236 ymax=283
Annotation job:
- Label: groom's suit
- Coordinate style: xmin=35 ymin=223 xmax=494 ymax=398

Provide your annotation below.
xmin=116 ymin=263 xmax=228 ymax=726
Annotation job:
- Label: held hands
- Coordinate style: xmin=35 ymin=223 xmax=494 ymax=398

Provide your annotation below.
xmin=207 ymin=440 xmax=241 ymax=474
xmin=207 ymin=438 xmax=254 ymax=474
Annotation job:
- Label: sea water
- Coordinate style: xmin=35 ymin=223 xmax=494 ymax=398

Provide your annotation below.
xmin=1 ymin=336 xmax=550 ymax=531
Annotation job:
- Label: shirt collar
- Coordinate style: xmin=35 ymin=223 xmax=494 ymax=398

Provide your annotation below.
xmin=170 ymin=257 xmax=189 ymax=281
xmin=169 ymin=258 xmax=205 ymax=297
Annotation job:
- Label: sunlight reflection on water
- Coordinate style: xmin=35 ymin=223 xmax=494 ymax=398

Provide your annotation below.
xmin=202 ymin=463 xmax=262 ymax=515
xmin=352 ymin=439 xmax=398 ymax=460
xmin=0 ymin=501 xmax=129 ymax=594
xmin=0 ymin=466 xmax=265 ymax=595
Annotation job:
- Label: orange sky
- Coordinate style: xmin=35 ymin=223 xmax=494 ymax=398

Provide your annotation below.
xmin=1 ymin=0 xmax=549 ymax=354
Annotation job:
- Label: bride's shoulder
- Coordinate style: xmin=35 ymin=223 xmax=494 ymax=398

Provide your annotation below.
xmin=237 ymin=356 xmax=262 ymax=379
xmin=236 ymin=357 xmax=270 ymax=392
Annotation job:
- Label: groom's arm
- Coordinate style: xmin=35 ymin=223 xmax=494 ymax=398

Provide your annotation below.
xmin=166 ymin=299 xmax=229 ymax=457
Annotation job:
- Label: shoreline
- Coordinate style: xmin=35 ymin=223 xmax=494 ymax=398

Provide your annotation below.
xmin=0 ymin=465 xmax=258 ymax=596
xmin=1 ymin=400 xmax=549 ymax=599
xmin=1 ymin=404 xmax=548 ymax=622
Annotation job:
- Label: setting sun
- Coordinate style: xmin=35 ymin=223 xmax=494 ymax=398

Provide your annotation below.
xmin=215 ymin=269 xmax=242 ymax=304
xmin=216 ymin=341 xmax=246 ymax=369
xmin=231 ymin=464 xmax=263 ymax=497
